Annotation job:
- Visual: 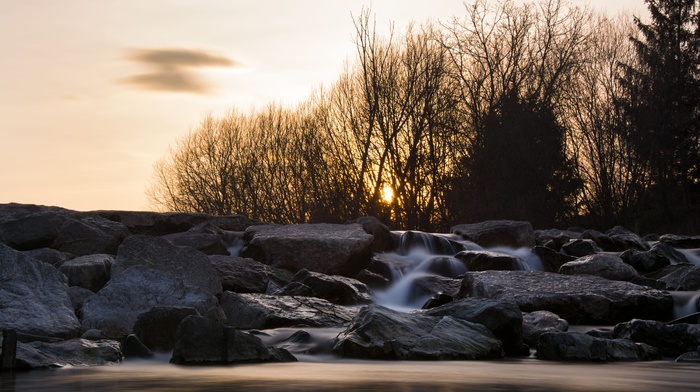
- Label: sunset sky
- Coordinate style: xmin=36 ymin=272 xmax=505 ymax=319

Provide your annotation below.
xmin=1 ymin=0 xmax=644 ymax=212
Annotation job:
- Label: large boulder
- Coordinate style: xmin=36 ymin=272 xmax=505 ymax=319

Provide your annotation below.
xmin=395 ymin=231 xmax=464 ymax=255
xmin=423 ymin=297 xmax=526 ymax=355
xmin=522 ymin=310 xmax=568 ymax=347
xmin=111 ymin=235 xmax=222 ymax=296
xmin=613 ymin=319 xmax=700 ymax=357
xmin=457 ymin=271 xmax=674 ymax=324
xmin=332 ymin=304 xmax=503 ymax=360
xmin=532 ymin=246 xmax=576 ymax=272
xmin=455 ymin=250 xmax=528 ymax=271
xmin=658 ymin=234 xmax=700 ymax=249
xmin=0 ymin=206 xmax=130 ymax=255
xmin=22 ymin=247 xmax=74 ymax=267
xmin=450 ymin=220 xmax=535 ymax=248
xmin=58 ymin=254 xmax=113 ymax=292
xmin=561 ymin=239 xmax=602 ymax=257
xmin=170 ymin=315 xmax=296 ymax=365
xmin=279 ymin=269 xmax=372 ymax=306
xmin=346 ymin=216 xmax=395 ymax=252
xmin=605 ymin=226 xmax=650 ymax=251
xmin=220 ymin=292 xmax=359 ymax=329
xmin=12 ymin=338 xmax=123 ymax=370
xmin=209 ymin=255 xmax=280 ymax=293
xmin=132 ymin=306 xmax=201 ymax=352
xmin=240 ymin=223 xmax=374 ymax=277
xmin=620 ymin=242 xmax=685 ymax=274
xmin=81 ymin=266 xmax=226 ymax=338
xmin=657 ymin=265 xmax=700 ymax=291
xmin=162 ymin=222 xmax=229 ymax=255
xmin=536 ymin=332 xmax=660 ymax=361
xmin=92 ymin=210 xmax=262 ymax=236
xmin=559 ymin=253 xmax=639 ymax=281
xmin=0 ymin=244 xmax=81 ymax=338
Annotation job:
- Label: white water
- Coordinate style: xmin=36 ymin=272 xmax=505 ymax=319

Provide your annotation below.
xmin=670 ymin=291 xmax=700 ymax=319
xmin=678 ymin=248 xmax=700 ymax=266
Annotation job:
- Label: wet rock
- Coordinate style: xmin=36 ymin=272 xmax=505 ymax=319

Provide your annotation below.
xmin=112 ymin=235 xmax=222 ymax=296
xmin=333 ymin=304 xmax=503 ymax=360
xmin=58 ymin=254 xmax=113 ymax=292
xmin=93 ymin=210 xmax=262 ymax=236
xmin=355 ymin=269 xmax=390 ymax=289
xmin=162 ymin=222 xmax=230 ymax=255
xmin=421 ymin=292 xmax=454 ymax=309
xmin=522 ymin=311 xmax=569 ymax=347
xmin=411 ymin=275 xmax=462 ymax=299
xmin=396 ymin=231 xmax=464 ymax=255
xmin=675 ymin=349 xmax=700 ymax=363
xmin=457 ymin=271 xmax=674 ymax=324
xmin=209 ymin=255 xmax=277 ymax=293
xmin=280 ymin=269 xmax=372 ymax=306
xmin=532 ymin=246 xmax=576 ymax=272
xmin=123 ymin=334 xmax=153 ymax=359
xmin=657 ymin=265 xmax=700 ymax=291
xmin=613 ymin=319 xmax=700 ymax=357
xmin=536 ymin=332 xmax=660 ymax=361
xmin=450 ymin=220 xmax=535 ymax=248
xmin=0 ymin=244 xmax=81 ymax=339
xmin=423 ymin=298 xmax=526 ymax=355
xmin=455 ymin=250 xmax=527 ymax=271
xmin=170 ymin=315 xmax=296 ymax=365
xmin=14 ymin=338 xmax=123 ymax=369
xmin=347 ymin=216 xmax=395 ymax=252
xmin=132 ymin=306 xmax=201 ymax=352
xmin=81 ymin=266 xmax=225 ymax=338
xmin=220 ymin=292 xmax=359 ymax=329
xmin=559 ymin=253 xmax=639 ymax=281
xmin=241 ymin=223 xmax=374 ymax=278
xmin=658 ymin=234 xmax=700 ymax=249
xmin=561 ymin=239 xmax=602 ymax=257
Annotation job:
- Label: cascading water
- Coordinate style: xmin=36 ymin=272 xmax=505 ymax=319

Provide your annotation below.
xmin=670 ymin=291 xmax=700 ymax=319
xmin=372 ymin=230 xmax=544 ymax=311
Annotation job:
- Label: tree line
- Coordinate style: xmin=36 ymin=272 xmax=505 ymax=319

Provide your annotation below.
xmin=147 ymin=0 xmax=699 ymax=233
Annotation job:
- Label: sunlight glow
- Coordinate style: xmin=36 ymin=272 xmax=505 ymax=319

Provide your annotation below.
xmin=382 ymin=185 xmax=394 ymax=204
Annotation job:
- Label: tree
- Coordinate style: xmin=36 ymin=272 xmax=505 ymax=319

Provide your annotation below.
xmin=619 ymin=0 xmax=700 ymax=223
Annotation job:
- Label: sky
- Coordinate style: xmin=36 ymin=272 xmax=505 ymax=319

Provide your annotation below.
xmin=1 ymin=0 xmax=645 ymax=212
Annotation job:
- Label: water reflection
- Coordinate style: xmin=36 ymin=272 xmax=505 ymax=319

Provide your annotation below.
xmin=3 ymin=359 xmax=700 ymax=392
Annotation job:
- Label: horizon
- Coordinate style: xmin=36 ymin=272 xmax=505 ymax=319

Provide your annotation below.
xmin=1 ymin=0 xmax=644 ymax=212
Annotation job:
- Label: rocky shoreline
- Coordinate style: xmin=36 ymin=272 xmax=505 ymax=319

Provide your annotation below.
xmin=1 ymin=203 xmax=699 ymax=370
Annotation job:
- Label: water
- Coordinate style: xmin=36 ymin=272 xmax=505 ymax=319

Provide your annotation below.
xmin=670 ymin=291 xmax=700 ymax=319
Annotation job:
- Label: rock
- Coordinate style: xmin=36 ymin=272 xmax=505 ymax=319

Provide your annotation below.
xmin=605 ymin=226 xmax=650 ymax=251
xmin=22 ymin=247 xmax=74 ymax=267
xmin=0 ymin=207 xmax=129 ymax=255
xmin=0 ymin=244 xmax=81 ymax=338
xmin=220 ymin=292 xmax=359 ymax=329
xmin=68 ymin=286 xmax=94 ymax=318
xmin=421 ymin=292 xmax=454 ymax=309
xmin=123 ymin=334 xmax=153 ymax=359
xmin=613 ymin=319 xmax=700 ymax=357
xmin=92 ymin=210 xmax=262 ymax=236
xmin=457 ymin=271 xmax=674 ymax=324
xmin=280 ymin=269 xmax=372 ymax=306
xmin=675 ymin=351 xmax=700 ymax=363
xmin=451 ymin=220 xmax=535 ymax=248
xmin=347 ymin=216 xmax=395 ymax=252
xmin=209 ymin=255 xmax=277 ymax=293
xmin=170 ymin=315 xmax=296 ymax=365
xmin=561 ymin=239 xmax=602 ymax=257
xmin=240 ymin=223 xmax=375 ymax=277
xmin=332 ymin=304 xmax=503 ymax=360
xmin=162 ymin=222 xmax=230 ymax=255
xmin=620 ymin=242 xmax=684 ymax=274
xmin=532 ymin=246 xmax=576 ymax=272
xmin=580 ymin=230 xmax=619 ymax=252
xmin=112 ymin=235 xmax=222 ymax=296
xmin=132 ymin=306 xmax=201 ymax=352
xmin=455 ymin=250 xmax=528 ymax=271
xmin=355 ymin=269 xmax=390 ymax=289
xmin=14 ymin=338 xmax=123 ymax=369
xmin=423 ymin=297 xmax=526 ymax=355
xmin=559 ymin=253 xmax=639 ymax=281
xmin=81 ymin=266 xmax=226 ymax=338
xmin=533 ymin=229 xmax=581 ymax=250
xmin=536 ymin=332 xmax=660 ymax=361
xmin=81 ymin=329 xmax=103 ymax=340
xmin=410 ymin=275 xmax=462 ymax=299
xmin=522 ymin=311 xmax=569 ymax=347
xmin=396 ymin=231 xmax=464 ymax=255
xmin=659 ymin=234 xmax=700 ymax=249
xmin=657 ymin=265 xmax=700 ymax=291
xmin=58 ymin=254 xmax=113 ymax=292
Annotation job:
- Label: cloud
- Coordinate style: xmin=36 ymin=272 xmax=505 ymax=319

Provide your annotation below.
xmin=121 ymin=48 xmax=238 ymax=94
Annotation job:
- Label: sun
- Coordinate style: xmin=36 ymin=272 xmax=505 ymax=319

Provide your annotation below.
xmin=381 ymin=185 xmax=394 ymax=204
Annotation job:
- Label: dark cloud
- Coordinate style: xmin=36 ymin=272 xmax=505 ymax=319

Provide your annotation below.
xmin=121 ymin=48 xmax=238 ymax=94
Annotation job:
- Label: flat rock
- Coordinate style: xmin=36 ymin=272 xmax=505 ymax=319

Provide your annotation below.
xmin=559 ymin=253 xmax=639 ymax=281
xmin=536 ymin=332 xmax=660 ymax=361
xmin=613 ymin=319 xmax=700 ymax=357
xmin=0 ymin=244 xmax=81 ymax=338
xmin=457 ymin=270 xmax=674 ymax=324
xmin=240 ymin=223 xmax=374 ymax=277
xmin=81 ymin=266 xmax=226 ymax=338
xmin=450 ymin=220 xmax=535 ymax=248
xmin=220 ymin=292 xmax=359 ymax=329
